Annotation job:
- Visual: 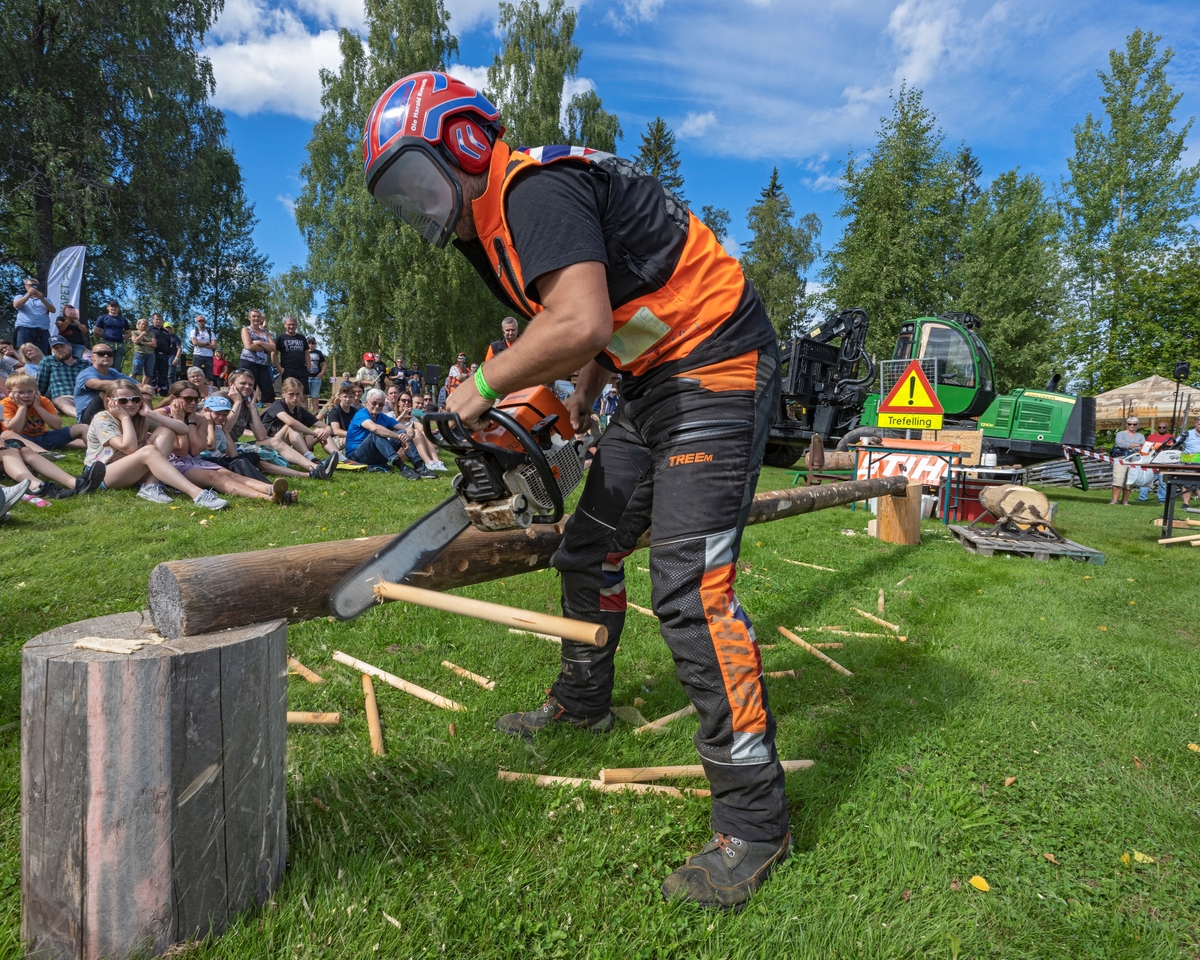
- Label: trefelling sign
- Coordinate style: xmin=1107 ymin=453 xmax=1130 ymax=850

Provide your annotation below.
xmin=877 ymin=360 xmax=944 ymax=430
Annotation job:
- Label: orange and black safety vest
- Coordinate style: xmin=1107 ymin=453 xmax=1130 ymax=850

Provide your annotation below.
xmin=453 ymin=141 xmax=774 ymax=397
xmin=484 ymin=338 xmax=511 ymax=362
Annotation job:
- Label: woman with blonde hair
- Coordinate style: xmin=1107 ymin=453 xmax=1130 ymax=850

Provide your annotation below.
xmin=18 ymin=342 xmax=43 ymax=377
xmin=84 ymin=379 xmax=228 ymax=509
xmin=130 ymin=318 xmax=158 ymax=384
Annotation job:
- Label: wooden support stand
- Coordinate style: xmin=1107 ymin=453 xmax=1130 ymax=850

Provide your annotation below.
xmin=877 ymin=482 xmax=923 ymax=545
xmin=21 ymin=613 xmax=288 ymax=960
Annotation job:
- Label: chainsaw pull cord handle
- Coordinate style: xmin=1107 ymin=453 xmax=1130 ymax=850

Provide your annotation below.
xmin=421 ymin=408 xmax=565 ymax=524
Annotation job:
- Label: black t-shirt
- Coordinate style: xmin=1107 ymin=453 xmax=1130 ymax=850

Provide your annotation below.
xmin=505 ymin=164 xmax=609 ymax=302
xmin=276 ymin=332 xmax=308 ymax=374
xmin=262 ymin=399 xmax=316 ymax=436
xmin=325 ymin=404 xmax=355 ymax=431
xmin=152 ymin=326 xmax=171 ymax=354
xmin=308 ymin=349 xmax=325 ymax=377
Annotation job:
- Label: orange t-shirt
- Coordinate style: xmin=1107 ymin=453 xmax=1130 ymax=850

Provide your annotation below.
xmin=1 ymin=395 xmax=57 ymax=437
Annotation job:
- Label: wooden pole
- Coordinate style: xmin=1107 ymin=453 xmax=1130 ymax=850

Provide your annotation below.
xmin=777 ymin=626 xmax=854 ymax=677
xmin=852 ymin=608 xmax=901 ymax=632
xmin=508 ymin=627 xmax=561 ymax=644
xmin=372 ymin=581 xmax=606 ymax=647
xmin=361 ymin=675 xmax=385 ymax=756
xmin=441 ymin=660 xmax=496 ymax=690
xmin=286 ymin=712 xmax=340 ymax=725
xmin=599 ymin=760 xmax=814 ymax=784
xmin=332 ymin=651 xmax=466 ymax=712
xmin=497 ymin=770 xmax=710 ymax=798
xmin=633 ymin=703 xmax=697 ymax=735
xmin=148 ymin=478 xmax=912 ymax=638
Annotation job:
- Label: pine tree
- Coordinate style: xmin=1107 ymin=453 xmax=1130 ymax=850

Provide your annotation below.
xmin=1061 ymin=28 xmax=1200 ymax=392
xmin=820 ymin=86 xmax=963 ymax=357
xmin=740 ymin=169 xmax=821 ymax=339
xmin=957 ymin=171 xmax=1065 ymax=393
xmin=634 ymin=118 xmax=684 ymax=199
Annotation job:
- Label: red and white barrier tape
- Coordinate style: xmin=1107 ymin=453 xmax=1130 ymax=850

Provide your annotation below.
xmin=1062 ymin=445 xmax=1162 ymax=474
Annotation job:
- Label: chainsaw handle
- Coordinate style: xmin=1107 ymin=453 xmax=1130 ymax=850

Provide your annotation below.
xmin=422 ymin=408 xmax=565 ymax=524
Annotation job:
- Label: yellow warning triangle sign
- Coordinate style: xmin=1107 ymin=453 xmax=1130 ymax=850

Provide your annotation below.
xmin=878 ymin=360 xmax=944 ymax=415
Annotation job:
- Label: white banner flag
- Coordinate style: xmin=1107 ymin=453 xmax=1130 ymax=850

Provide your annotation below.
xmin=46 ymin=245 xmax=86 ymax=311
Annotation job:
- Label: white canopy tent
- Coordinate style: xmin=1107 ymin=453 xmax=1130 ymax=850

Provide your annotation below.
xmin=1092 ymin=374 xmax=1200 ymax=429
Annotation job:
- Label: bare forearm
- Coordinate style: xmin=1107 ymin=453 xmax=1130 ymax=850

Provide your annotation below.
xmin=573 ymin=360 xmax=609 ymax=409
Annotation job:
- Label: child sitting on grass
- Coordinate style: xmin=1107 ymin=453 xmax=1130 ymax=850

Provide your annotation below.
xmin=1 ymin=373 xmax=87 ymax=450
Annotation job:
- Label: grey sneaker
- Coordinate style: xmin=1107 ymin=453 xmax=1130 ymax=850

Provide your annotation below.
xmin=309 ymin=451 xmax=339 ymax=480
xmin=399 ymin=465 xmax=421 ymax=481
xmin=193 ymin=489 xmax=229 ymax=510
xmin=661 ymin=832 xmax=791 ymax=911
xmin=0 ymin=480 xmax=31 ymax=520
xmin=138 ymin=482 xmax=173 ymax=504
xmin=495 ymin=696 xmax=614 ymax=740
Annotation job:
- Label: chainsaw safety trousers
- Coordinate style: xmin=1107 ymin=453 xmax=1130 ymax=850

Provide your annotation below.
xmin=550 ymin=344 xmax=788 ymax=842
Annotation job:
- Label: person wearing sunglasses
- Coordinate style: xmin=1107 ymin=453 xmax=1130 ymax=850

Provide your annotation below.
xmin=83 ymin=380 xmax=228 ymax=509
xmin=1110 ymin=416 xmax=1145 ymax=506
xmin=72 ymin=343 xmax=137 ymax=425
xmin=158 ymin=381 xmax=295 ymax=505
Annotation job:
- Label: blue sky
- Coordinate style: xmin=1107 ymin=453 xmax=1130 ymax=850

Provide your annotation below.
xmin=208 ymin=0 xmax=1200 ymax=277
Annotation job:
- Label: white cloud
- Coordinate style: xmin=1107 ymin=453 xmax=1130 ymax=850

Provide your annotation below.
xmin=447 ymin=64 xmax=491 ymax=92
xmin=679 ymin=110 xmax=716 ymax=139
xmin=277 ymin=194 xmax=297 ymax=216
xmin=207 ymin=25 xmax=344 ymax=119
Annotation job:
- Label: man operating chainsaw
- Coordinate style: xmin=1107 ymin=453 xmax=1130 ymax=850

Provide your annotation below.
xmin=363 ymin=72 xmax=786 ymax=910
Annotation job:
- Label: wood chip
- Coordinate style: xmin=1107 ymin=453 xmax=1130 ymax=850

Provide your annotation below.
xmin=777 ymin=626 xmax=853 ymax=677
xmin=878 ymin=589 xmax=885 ymax=614
xmin=780 ymin=558 xmax=838 ymax=571
xmin=441 ymin=660 xmax=496 ymax=691
xmin=895 ymin=575 xmax=913 ymax=587
xmin=288 ymin=655 xmax=324 ymax=683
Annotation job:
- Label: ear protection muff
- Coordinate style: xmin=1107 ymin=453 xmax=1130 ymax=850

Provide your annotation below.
xmin=443 ymin=116 xmax=494 ymax=174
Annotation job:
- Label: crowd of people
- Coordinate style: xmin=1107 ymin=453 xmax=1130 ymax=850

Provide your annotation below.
xmin=1110 ymin=413 xmax=1200 ymax=506
xmin=1 ymin=286 xmax=565 ymax=518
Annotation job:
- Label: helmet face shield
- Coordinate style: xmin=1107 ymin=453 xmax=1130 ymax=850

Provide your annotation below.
xmin=369 ymin=143 xmax=462 ymax=247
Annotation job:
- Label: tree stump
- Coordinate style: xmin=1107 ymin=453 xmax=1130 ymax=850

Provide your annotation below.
xmin=21 ymin=612 xmax=288 ymax=960
xmin=877 ymin=483 xmax=923 ymax=545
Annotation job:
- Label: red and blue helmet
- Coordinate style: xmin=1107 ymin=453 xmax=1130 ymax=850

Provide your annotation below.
xmin=364 ymin=71 xmax=504 ymax=247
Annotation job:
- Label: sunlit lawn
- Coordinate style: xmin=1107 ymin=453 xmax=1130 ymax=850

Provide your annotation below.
xmin=2 ymin=456 xmax=1198 ymax=958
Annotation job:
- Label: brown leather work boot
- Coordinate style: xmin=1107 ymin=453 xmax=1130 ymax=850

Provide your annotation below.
xmin=661 ymin=832 xmax=790 ymax=910
xmin=494 ymin=696 xmax=614 ymax=740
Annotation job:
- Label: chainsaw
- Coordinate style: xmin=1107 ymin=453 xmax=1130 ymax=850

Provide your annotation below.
xmin=329 ymin=386 xmax=592 ymax=620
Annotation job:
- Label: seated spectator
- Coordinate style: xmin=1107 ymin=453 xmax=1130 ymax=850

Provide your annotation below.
xmin=195 ymin=394 xmax=279 ymax=483
xmin=322 ymin=381 xmax=356 ymax=451
xmin=211 ymin=348 xmax=229 ymax=386
xmin=56 ymin=305 xmax=90 ymax=360
xmin=1110 ymin=417 xmax=1145 ymax=505
xmin=161 ymin=382 xmax=294 ymax=505
xmin=1 ymin=478 xmax=32 ymax=519
xmin=19 ymin=342 xmax=44 ymax=378
xmin=344 ymin=388 xmax=428 ymax=479
xmin=261 ymin=377 xmax=337 ymax=463
xmin=1182 ymin=414 xmax=1200 ymax=507
xmin=84 ymin=380 xmax=228 ymax=509
xmin=1 ymin=428 xmax=104 ymax=500
xmin=1138 ymin=421 xmax=1174 ymax=503
xmin=0 ymin=340 xmax=22 ymax=377
xmin=187 ymin=366 xmax=215 ymax=398
xmin=130 ymin=318 xmax=158 ymax=385
xmin=73 ymin=343 xmax=138 ymax=424
xmin=393 ymin=390 xmax=446 ymax=472
xmin=351 ymin=382 xmax=365 ymax=408
xmin=226 ymin=369 xmax=336 ymax=480
xmin=37 ymin=335 xmax=83 ymax=416
xmin=1 ymin=374 xmax=87 ymax=449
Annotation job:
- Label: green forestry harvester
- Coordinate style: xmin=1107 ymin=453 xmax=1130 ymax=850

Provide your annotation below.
xmin=763 ymin=309 xmax=1095 ymax=468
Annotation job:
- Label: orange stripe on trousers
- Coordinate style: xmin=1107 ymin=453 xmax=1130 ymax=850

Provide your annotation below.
xmin=700 ymin=564 xmax=767 ymax=734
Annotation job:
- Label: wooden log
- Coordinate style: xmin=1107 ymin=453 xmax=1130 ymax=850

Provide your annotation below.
xmin=497 ymin=770 xmax=710 ymax=798
xmin=148 ymin=478 xmax=911 ymax=638
xmin=599 ymin=760 xmax=814 ymax=784
xmin=287 ymin=711 xmax=340 ymax=725
xmin=777 ymin=626 xmax=854 ymax=677
xmin=362 ymin=675 xmax=385 ymax=757
xmin=1158 ymin=532 xmax=1200 ymax=545
xmin=21 ymin=613 xmax=287 ymax=960
xmin=442 ymin=660 xmax=496 ymax=690
xmin=633 ymin=703 xmax=697 ymax=735
xmin=878 ymin=588 xmax=885 ymax=614
xmin=372 ymin=581 xmax=606 ymax=647
xmin=287 ymin=655 xmax=323 ymax=683
xmin=765 ymin=669 xmax=799 ymax=678
xmin=877 ymin=482 xmax=923 ymax=545
xmin=331 ymin=651 xmax=466 ymax=712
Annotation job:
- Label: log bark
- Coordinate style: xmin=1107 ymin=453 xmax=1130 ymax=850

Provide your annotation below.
xmin=148 ymin=477 xmax=909 ymax=638
xmin=21 ymin=612 xmax=287 ymax=960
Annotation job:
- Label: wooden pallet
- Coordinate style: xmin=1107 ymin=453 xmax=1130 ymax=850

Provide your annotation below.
xmin=948 ymin=525 xmax=1105 ymax=564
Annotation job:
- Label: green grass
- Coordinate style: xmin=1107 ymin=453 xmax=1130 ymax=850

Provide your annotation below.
xmin=2 ymin=456 xmax=1199 ymax=959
